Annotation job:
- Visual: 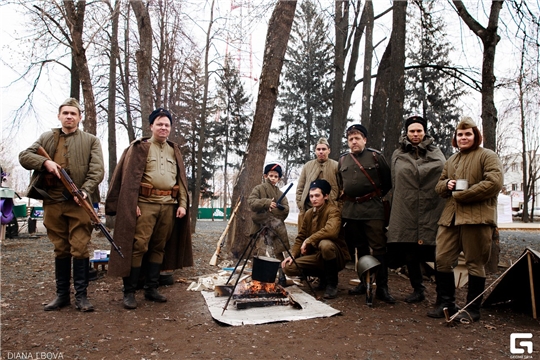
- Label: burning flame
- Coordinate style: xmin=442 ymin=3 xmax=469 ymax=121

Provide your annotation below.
xmin=235 ymin=280 xmax=280 ymax=295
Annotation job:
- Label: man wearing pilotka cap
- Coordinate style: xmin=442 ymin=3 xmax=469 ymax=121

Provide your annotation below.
xmin=106 ymin=108 xmax=193 ymax=310
xmin=295 ymin=137 xmax=339 ymax=230
xmin=338 ymin=124 xmax=395 ymax=304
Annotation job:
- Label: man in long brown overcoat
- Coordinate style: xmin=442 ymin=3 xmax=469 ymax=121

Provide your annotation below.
xmin=106 ymin=108 xmax=193 ymax=310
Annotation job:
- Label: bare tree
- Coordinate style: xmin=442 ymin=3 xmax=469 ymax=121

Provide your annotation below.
xmin=367 ymin=1 xmax=408 ymax=161
xmin=452 ymin=0 xmax=503 ymax=151
xmin=130 ymin=0 xmax=153 ymax=137
xmin=227 ymin=0 xmax=297 ymax=258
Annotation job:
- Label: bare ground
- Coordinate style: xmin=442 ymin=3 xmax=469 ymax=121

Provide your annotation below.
xmin=1 ymin=221 xmax=539 ymax=360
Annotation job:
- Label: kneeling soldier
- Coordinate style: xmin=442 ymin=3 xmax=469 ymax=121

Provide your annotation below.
xmin=281 ymin=180 xmax=350 ymax=299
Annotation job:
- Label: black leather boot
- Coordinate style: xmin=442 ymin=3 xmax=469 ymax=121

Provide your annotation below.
xmin=404 ymin=261 xmax=426 ymax=303
xmin=454 ymin=275 xmax=485 ymax=323
xmin=73 ymin=258 xmax=94 ymax=312
xmin=44 ymin=256 xmax=71 ymax=311
xmin=323 ymin=259 xmax=339 ymax=299
xmin=122 ymin=267 xmax=141 ymax=309
xmin=374 ymin=255 xmax=395 ymax=304
xmin=427 ymin=271 xmax=458 ymax=318
xmin=144 ymin=262 xmax=167 ymax=302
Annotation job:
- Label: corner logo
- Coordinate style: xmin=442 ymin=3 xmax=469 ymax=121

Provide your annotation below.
xmin=510 ymin=333 xmax=533 ymax=357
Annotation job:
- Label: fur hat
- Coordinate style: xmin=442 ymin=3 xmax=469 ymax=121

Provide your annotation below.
xmin=405 ymin=115 xmax=427 ymax=132
xmin=309 ymin=179 xmax=331 ymax=196
xmin=149 ymin=108 xmax=172 ymax=124
xmin=264 ymin=163 xmax=283 ymax=178
xmin=346 ymin=124 xmax=368 ymax=138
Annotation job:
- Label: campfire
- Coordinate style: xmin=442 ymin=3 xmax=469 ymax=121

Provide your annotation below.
xmin=232 ymin=280 xmax=294 ymax=309
xmin=216 ymin=279 xmax=301 ymax=310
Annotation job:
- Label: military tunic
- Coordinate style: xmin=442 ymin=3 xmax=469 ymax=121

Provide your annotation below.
xmin=338 ymin=148 xmax=392 ymax=257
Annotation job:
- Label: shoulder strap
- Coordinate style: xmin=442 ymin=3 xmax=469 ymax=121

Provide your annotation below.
xmin=348 ymin=153 xmax=379 ymax=193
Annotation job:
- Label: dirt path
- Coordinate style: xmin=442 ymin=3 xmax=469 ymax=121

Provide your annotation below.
xmin=1 ymin=221 xmax=538 ymax=359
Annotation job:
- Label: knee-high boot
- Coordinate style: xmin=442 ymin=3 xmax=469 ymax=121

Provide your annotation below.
xmin=455 ymin=275 xmax=485 ymax=322
xmin=374 ymin=255 xmax=395 ymax=304
xmin=405 ymin=261 xmax=426 ymax=303
xmin=44 ymin=256 xmax=71 ymax=311
xmin=144 ymin=262 xmax=167 ymax=302
xmin=122 ymin=267 xmax=141 ymax=309
xmin=427 ymin=271 xmax=458 ymax=318
xmin=73 ymin=258 xmax=94 ymax=312
xmin=323 ymin=259 xmax=339 ymax=299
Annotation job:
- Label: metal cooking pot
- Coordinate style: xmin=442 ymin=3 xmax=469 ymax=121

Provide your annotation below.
xmin=252 ymin=256 xmax=281 ymax=283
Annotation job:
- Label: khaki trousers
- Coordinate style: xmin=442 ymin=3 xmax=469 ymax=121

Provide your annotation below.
xmin=283 ymin=240 xmax=345 ymax=277
xmin=435 ymin=224 xmax=492 ymax=277
xmin=43 ymin=200 xmax=92 ymax=259
xmin=132 ymin=202 xmax=175 ymax=267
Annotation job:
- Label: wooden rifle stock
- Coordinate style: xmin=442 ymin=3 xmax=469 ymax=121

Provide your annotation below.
xmin=36 ymin=146 xmax=125 ymax=258
xmin=209 ymin=196 xmax=243 ymax=266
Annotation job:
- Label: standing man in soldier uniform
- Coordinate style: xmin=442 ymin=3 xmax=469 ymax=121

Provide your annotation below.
xmin=295 ymin=138 xmax=339 ymax=230
xmin=338 ymin=124 xmax=395 ymax=303
xmin=106 ymin=108 xmax=193 ymax=310
xmin=19 ymin=98 xmax=104 ymax=312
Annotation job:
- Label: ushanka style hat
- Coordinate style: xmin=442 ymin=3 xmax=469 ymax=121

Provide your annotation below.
xmin=264 ymin=163 xmax=283 ymax=178
xmin=346 ymin=124 xmax=368 ymax=138
xmin=309 ymin=179 xmax=331 ymax=196
xmin=149 ymin=108 xmax=173 ymax=124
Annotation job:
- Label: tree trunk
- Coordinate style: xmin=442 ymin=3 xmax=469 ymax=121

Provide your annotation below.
xmin=64 ymin=0 xmax=97 ymax=135
xmin=130 ymin=0 xmax=153 ymax=137
xmin=70 ymin=53 xmax=80 ymax=100
xmin=382 ymin=1 xmax=407 ymax=161
xmin=329 ymin=0 xmax=348 ymax=159
xmin=227 ymin=0 xmax=297 ymax=258
xmin=452 ymin=0 xmax=502 ymax=151
xmin=368 ymin=39 xmax=392 ymax=150
xmin=105 ymin=0 xmax=120 ymax=229
xmin=360 ymin=1 xmax=373 ymax=125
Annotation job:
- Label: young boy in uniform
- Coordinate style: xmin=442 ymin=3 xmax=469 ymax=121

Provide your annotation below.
xmin=247 ymin=163 xmax=290 ymax=284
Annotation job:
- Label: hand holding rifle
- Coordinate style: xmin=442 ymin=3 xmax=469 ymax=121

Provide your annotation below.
xmin=37 ymin=146 xmax=125 ymax=258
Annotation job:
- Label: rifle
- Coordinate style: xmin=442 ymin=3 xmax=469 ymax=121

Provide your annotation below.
xmin=275 ymin=182 xmax=293 ymax=210
xmin=209 ymin=196 xmax=243 ymax=266
xmin=37 ymin=146 xmax=125 ymax=258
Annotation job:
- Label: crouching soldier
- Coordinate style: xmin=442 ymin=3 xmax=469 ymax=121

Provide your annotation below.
xmin=281 ymin=180 xmax=350 ymax=299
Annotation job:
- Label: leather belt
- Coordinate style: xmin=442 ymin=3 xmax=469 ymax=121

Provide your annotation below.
xmin=139 ymin=187 xmax=173 ymax=196
xmin=341 ymin=190 xmax=380 ymax=204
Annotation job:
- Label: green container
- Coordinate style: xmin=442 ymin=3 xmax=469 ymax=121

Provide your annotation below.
xmin=13 ymin=204 xmax=27 ymax=218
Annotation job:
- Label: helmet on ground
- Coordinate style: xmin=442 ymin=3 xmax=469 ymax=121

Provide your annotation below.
xmin=356 ymin=255 xmax=380 ymax=278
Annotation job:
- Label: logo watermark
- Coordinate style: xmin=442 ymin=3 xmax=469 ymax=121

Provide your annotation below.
xmin=510 ymin=333 xmax=533 ymax=359
xmin=5 ymin=352 xmax=64 ymax=359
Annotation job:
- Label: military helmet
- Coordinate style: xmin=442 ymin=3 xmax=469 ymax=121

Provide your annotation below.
xmin=356 ymin=255 xmax=381 ymax=278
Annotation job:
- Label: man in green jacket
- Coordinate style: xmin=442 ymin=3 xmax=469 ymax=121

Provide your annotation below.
xmin=19 ymin=98 xmax=104 ymax=312
xmin=282 ymin=179 xmax=350 ymax=299
xmin=427 ymin=117 xmax=503 ymax=322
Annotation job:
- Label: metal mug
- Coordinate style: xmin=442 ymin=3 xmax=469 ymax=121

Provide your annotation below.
xmin=455 ymin=179 xmax=469 ymax=191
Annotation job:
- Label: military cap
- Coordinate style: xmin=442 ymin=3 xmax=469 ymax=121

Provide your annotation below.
xmin=309 ymin=179 xmax=331 ymax=196
xmin=264 ymin=163 xmax=283 ymax=178
xmin=405 ymin=115 xmax=427 ymax=132
xmin=346 ymin=124 xmax=368 ymax=138
xmin=149 ymin=108 xmax=172 ymax=124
